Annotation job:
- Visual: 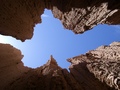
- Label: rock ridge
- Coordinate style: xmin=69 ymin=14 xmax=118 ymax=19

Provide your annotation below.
xmin=1 ymin=42 xmax=120 ymax=90
xmin=68 ymin=41 xmax=120 ymax=90
xmin=0 ymin=0 xmax=120 ymax=41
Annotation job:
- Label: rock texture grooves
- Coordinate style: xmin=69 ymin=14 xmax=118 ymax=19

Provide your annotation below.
xmin=68 ymin=42 xmax=120 ymax=90
xmin=87 ymin=42 xmax=120 ymax=90
xmin=0 ymin=0 xmax=120 ymax=41
xmin=1 ymin=42 xmax=120 ymax=90
xmin=0 ymin=0 xmax=120 ymax=90
xmin=51 ymin=0 xmax=120 ymax=34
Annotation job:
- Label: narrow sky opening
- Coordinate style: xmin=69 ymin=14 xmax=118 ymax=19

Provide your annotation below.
xmin=0 ymin=9 xmax=120 ymax=68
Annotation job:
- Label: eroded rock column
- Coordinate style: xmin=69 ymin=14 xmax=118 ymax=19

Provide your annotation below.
xmin=68 ymin=42 xmax=120 ymax=90
xmin=0 ymin=43 xmax=29 ymax=89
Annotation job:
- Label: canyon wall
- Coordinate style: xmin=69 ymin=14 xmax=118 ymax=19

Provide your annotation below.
xmin=1 ymin=43 xmax=119 ymax=90
xmin=0 ymin=44 xmax=29 ymax=89
xmin=0 ymin=0 xmax=120 ymax=90
xmin=51 ymin=0 xmax=120 ymax=34
xmin=0 ymin=0 xmax=45 ymax=41
xmin=0 ymin=0 xmax=120 ymax=41
xmin=68 ymin=42 xmax=120 ymax=90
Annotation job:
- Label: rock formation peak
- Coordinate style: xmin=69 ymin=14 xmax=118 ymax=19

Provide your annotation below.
xmin=39 ymin=55 xmax=62 ymax=75
xmin=46 ymin=55 xmax=58 ymax=66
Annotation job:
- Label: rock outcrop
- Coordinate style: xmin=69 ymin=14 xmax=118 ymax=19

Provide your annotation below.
xmin=0 ymin=0 xmax=120 ymax=41
xmin=4 ymin=52 xmax=83 ymax=90
xmin=51 ymin=0 xmax=120 ymax=34
xmin=0 ymin=0 xmax=45 ymax=41
xmin=1 ymin=42 xmax=120 ymax=90
xmin=68 ymin=42 xmax=120 ymax=90
xmin=87 ymin=42 xmax=120 ymax=90
xmin=0 ymin=44 xmax=29 ymax=89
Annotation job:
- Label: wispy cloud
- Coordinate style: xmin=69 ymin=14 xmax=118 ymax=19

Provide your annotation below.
xmin=41 ymin=14 xmax=49 ymax=18
xmin=112 ymin=25 xmax=120 ymax=33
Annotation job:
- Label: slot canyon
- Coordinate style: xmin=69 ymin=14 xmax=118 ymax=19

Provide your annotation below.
xmin=0 ymin=0 xmax=120 ymax=90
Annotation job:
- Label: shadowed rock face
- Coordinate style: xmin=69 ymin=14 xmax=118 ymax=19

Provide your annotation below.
xmin=0 ymin=0 xmax=120 ymax=41
xmin=0 ymin=0 xmax=45 ymax=41
xmin=1 ymin=42 xmax=120 ymax=90
xmin=0 ymin=44 xmax=29 ymax=89
xmin=0 ymin=0 xmax=120 ymax=90
xmin=2 ymin=46 xmax=82 ymax=90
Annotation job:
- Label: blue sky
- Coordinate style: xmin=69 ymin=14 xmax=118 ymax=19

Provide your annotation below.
xmin=0 ymin=9 xmax=120 ymax=68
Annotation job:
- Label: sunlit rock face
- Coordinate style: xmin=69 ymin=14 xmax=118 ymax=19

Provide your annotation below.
xmin=87 ymin=42 xmax=120 ymax=90
xmin=51 ymin=0 xmax=120 ymax=34
xmin=68 ymin=42 xmax=120 ymax=90
xmin=0 ymin=0 xmax=120 ymax=41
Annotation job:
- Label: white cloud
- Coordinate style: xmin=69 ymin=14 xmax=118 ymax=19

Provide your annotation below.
xmin=113 ymin=25 xmax=120 ymax=29
xmin=41 ymin=14 xmax=49 ymax=18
